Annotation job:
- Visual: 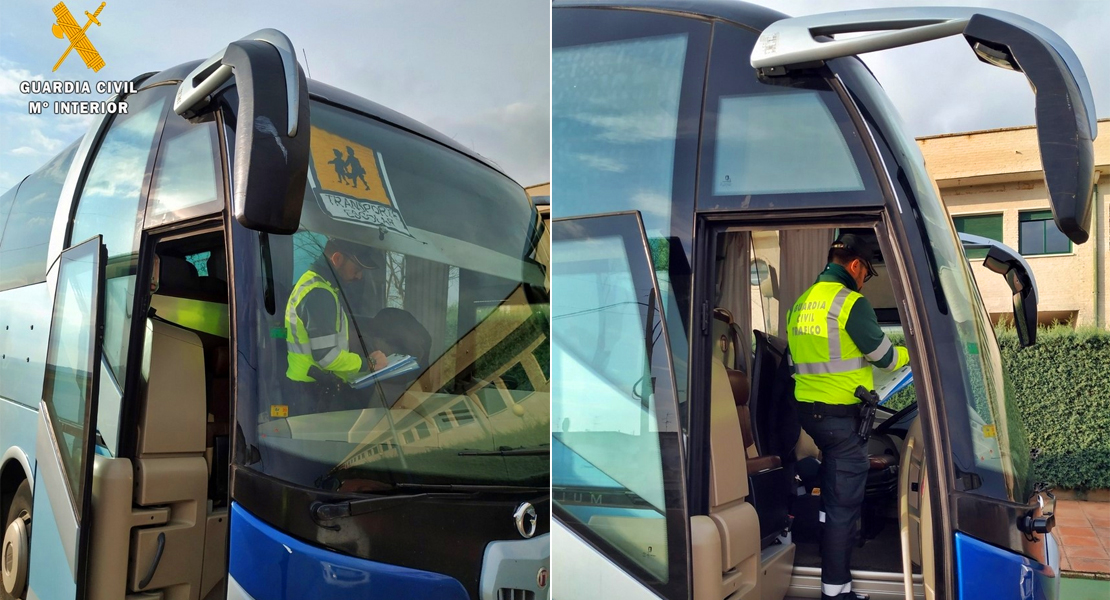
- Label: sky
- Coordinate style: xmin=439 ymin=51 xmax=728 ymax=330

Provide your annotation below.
xmin=2 ymin=1 xmax=1107 ymax=194
xmin=0 ymin=0 xmax=551 ymax=193
xmin=745 ymin=0 xmax=1109 ymax=139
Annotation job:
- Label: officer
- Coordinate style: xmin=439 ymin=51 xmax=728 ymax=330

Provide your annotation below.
xmin=285 ymin=238 xmax=389 ymax=385
xmin=786 ymin=234 xmax=910 ymax=600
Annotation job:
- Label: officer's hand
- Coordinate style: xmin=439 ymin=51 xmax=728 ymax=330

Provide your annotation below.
xmin=368 ymin=350 xmax=389 ymax=371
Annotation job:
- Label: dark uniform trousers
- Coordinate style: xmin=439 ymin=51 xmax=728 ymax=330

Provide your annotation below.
xmin=797 ymin=409 xmax=869 ymax=587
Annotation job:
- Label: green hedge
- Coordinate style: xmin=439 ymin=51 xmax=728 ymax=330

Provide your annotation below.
xmin=885 ymin=326 xmax=1110 ymax=491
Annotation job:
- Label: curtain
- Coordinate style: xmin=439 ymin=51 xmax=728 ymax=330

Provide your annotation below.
xmin=716 ymin=231 xmax=751 ymax=374
xmin=777 ymin=228 xmax=835 ymax=335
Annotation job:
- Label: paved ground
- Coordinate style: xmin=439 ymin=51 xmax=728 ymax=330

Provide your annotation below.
xmin=1056 ymin=499 xmax=1110 ymax=574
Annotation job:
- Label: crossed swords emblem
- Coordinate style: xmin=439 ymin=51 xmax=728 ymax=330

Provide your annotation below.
xmin=51 ymin=2 xmax=106 ymax=72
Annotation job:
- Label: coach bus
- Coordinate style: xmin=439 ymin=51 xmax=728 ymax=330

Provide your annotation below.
xmin=0 ymin=29 xmax=549 ymax=600
xmin=551 ymin=3 xmax=1095 ymax=600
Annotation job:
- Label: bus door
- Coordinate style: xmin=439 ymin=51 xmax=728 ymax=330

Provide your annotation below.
xmin=25 ymin=237 xmax=107 ymax=599
xmin=551 ymin=212 xmax=690 ymax=600
xmin=749 ymin=8 xmax=1096 ymax=599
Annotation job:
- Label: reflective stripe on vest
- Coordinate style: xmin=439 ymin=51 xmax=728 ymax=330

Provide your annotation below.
xmin=787 ymin=281 xmax=874 ymax=405
xmin=285 ymin=270 xmax=352 ymax=381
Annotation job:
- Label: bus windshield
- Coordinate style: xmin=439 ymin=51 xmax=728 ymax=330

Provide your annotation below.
xmin=236 ymin=101 xmax=550 ymax=494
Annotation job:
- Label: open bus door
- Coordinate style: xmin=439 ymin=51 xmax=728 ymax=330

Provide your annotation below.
xmin=24 ymin=237 xmax=107 ymax=599
xmin=551 ymin=212 xmax=691 ymax=600
xmin=751 ymin=7 xmax=1095 ymax=599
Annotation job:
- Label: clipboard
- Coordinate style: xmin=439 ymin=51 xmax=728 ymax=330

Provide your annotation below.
xmin=348 ymin=354 xmax=420 ymax=389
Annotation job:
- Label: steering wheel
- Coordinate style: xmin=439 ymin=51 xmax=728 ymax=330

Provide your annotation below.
xmin=874 ymin=400 xmax=918 ymax=436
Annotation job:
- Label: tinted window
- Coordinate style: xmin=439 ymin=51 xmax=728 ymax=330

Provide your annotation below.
xmin=42 ymin=237 xmax=103 ymax=521
xmin=0 ymin=184 xmax=18 ymax=247
xmin=713 ymin=92 xmax=864 ymax=195
xmin=0 ymin=142 xmax=79 ymax=291
xmin=698 ymin=23 xmax=881 ymax=210
xmin=71 ymin=88 xmax=168 ymax=382
xmin=146 ymin=113 xmax=222 ymax=226
xmin=553 ymin=9 xmax=710 ymax=426
xmin=553 ymin=32 xmax=687 ymax=233
xmin=552 ymin=213 xmax=687 ymax=599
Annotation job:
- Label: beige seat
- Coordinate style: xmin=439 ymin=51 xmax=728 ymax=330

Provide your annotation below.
xmin=691 ymin=358 xmax=762 ymax=600
xmin=87 ymin=318 xmax=227 ymax=600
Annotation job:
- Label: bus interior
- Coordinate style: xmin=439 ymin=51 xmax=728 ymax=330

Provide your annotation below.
xmin=86 ymin=224 xmax=232 ymax=599
xmin=699 ymin=222 xmax=928 ymax=599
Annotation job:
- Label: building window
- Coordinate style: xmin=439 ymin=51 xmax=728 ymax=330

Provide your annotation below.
xmin=952 ymin=213 xmax=1003 ymax=259
xmin=1019 ymin=210 xmax=1071 ymax=256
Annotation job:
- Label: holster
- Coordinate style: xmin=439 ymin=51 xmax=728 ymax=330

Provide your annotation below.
xmin=854 ymin=385 xmax=880 ymax=442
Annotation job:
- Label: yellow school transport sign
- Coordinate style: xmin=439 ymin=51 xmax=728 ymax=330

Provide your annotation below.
xmin=308 ymin=127 xmax=412 ymax=237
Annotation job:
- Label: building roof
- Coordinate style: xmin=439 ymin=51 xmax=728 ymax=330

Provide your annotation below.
xmin=917 ymin=119 xmax=1110 ymax=186
xmin=917 ymin=118 xmax=1110 ymax=141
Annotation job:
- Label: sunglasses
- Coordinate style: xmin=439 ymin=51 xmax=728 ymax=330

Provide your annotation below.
xmin=859 ymin=259 xmax=877 ymax=283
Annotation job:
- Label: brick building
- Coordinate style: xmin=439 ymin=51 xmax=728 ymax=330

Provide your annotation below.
xmin=918 ymin=119 xmax=1110 ymax=328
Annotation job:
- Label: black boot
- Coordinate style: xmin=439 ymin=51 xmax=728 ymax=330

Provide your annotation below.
xmin=821 ymin=592 xmax=869 ymax=600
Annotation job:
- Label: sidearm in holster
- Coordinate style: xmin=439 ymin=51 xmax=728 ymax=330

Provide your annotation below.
xmin=855 ymin=385 xmax=880 ymax=442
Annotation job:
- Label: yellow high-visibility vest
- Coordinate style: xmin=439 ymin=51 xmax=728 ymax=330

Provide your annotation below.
xmin=285 ymin=269 xmax=362 ymax=382
xmin=787 ymin=281 xmax=871 ymax=405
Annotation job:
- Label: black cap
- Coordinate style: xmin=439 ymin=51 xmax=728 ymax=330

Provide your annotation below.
xmin=831 ymin=234 xmax=878 ymax=277
xmin=326 ymin=238 xmax=384 ymax=270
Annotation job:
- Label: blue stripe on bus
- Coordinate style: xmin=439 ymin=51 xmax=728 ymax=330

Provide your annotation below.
xmin=955 ymin=531 xmax=1058 ymax=600
xmin=228 ymin=502 xmax=470 ymax=600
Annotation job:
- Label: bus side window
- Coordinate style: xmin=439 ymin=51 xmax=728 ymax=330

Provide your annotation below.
xmin=145 ymin=111 xmax=223 ymax=227
xmin=552 ymin=214 xmax=687 ymax=597
xmin=0 ymin=142 xmax=79 ymax=291
xmin=70 ymin=87 xmax=171 ymax=384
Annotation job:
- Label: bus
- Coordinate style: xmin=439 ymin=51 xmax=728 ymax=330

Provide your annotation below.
xmin=0 ymin=29 xmax=549 ymax=600
xmin=551 ymin=3 xmax=1095 ymax=600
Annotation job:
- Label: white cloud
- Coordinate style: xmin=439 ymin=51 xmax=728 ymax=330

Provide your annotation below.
xmin=0 ymin=64 xmax=45 ymax=98
xmin=573 ymin=153 xmax=626 ymax=173
xmin=10 ymin=146 xmax=41 ymax=156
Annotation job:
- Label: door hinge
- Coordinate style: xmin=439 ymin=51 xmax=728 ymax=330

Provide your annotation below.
xmin=700 ymin=301 xmax=709 ymax=335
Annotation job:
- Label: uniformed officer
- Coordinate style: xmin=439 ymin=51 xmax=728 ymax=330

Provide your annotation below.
xmin=285 ymin=238 xmax=389 ymax=384
xmin=786 ymin=234 xmax=910 ymax=600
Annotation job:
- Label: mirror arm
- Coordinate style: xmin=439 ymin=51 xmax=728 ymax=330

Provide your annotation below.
xmin=174 ymin=29 xmax=301 ymax=136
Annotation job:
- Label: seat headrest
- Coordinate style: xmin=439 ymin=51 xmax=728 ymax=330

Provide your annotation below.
xmin=157 ymin=255 xmax=200 ymax=290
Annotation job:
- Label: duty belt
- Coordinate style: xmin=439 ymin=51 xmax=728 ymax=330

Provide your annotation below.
xmin=793 ymin=400 xmax=858 ymax=417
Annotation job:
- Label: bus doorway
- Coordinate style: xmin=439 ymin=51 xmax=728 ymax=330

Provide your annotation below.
xmin=697 ymin=219 xmax=929 ymax=599
xmin=84 ymin=223 xmax=232 ymax=599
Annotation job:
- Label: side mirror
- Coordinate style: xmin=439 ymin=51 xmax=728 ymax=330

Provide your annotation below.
xmin=959 ymin=233 xmax=1038 ymax=346
xmin=174 ymin=29 xmax=310 ymax=235
xmin=753 ymin=8 xmax=1097 ymax=243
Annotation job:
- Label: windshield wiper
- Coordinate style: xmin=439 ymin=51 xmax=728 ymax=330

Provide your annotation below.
xmin=457 ymin=445 xmax=550 ymax=457
xmin=311 ymin=488 xmax=476 ymax=526
xmin=311 ymin=481 xmax=543 ymax=527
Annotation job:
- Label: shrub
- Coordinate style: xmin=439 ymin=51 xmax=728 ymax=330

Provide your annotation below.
xmin=884 ymin=326 xmax=1110 ymax=490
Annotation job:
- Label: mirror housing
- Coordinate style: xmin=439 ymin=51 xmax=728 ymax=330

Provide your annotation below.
xmin=962 ymin=14 xmax=1095 ymax=244
xmin=752 ymin=8 xmax=1097 ymax=243
xmin=959 ymin=233 xmax=1039 ymax=346
xmin=174 ymin=29 xmax=310 ymax=235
